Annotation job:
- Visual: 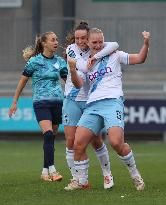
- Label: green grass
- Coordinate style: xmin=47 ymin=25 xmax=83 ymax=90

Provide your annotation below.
xmin=0 ymin=140 xmax=166 ymax=205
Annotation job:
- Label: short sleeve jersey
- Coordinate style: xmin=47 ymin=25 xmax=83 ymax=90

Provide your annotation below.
xmin=85 ymin=51 xmax=129 ymax=104
xmin=65 ymin=43 xmax=90 ymax=101
xmin=23 ymin=53 xmax=67 ymax=102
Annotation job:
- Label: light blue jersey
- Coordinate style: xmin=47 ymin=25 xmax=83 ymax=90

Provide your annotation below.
xmin=23 ymin=53 xmax=67 ymax=102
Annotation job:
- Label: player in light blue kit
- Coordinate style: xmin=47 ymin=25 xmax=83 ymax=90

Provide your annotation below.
xmin=68 ymin=28 xmax=150 ymax=190
xmin=9 ymin=31 xmax=67 ymax=182
xmin=63 ymin=21 xmax=119 ymax=190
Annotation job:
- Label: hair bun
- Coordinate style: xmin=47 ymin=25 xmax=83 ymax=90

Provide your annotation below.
xmin=79 ymin=21 xmax=88 ymax=26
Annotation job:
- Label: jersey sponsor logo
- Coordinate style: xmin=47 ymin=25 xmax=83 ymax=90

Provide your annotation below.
xmin=88 ymin=66 xmax=112 ymax=81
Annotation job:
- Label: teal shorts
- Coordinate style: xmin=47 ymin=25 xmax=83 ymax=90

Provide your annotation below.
xmin=77 ymin=97 xmax=124 ymax=135
xmin=62 ymin=98 xmax=86 ymax=126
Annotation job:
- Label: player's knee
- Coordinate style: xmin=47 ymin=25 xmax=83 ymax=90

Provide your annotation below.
xmin=110 ymin=138 xmax=123 ymax=152
xmin=91 ymin=135 xmax=103 ymax=149
xmin=66 ymin=136 xmax=75 ymax=149
xmin=73 ymin=142 xmax=86 ymax=155
xmin=43 ymin=130 xmax=54 ymax=145
xmin=122 ymin=143 xmax=131 ymax=155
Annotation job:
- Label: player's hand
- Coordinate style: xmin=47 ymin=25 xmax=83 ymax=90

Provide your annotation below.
xmin=67 ymin=57 xmax=77 ymax=72
xmin=87 ymin=57 xmax=96 ymax=70
xmin=8 ymin=102 xmax=17 ymax=118
xmin=142 ymin=31 xmax=150 ymax=45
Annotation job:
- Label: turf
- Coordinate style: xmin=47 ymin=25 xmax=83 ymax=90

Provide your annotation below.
xmin=0 ymin=140 xmax=166 ymax=205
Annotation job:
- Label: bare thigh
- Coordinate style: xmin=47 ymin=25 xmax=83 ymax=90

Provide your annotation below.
xmin=74 ymin=126 xmax=94 ymax=150
xmin=39 ymin=120 xmax=54 ymax=133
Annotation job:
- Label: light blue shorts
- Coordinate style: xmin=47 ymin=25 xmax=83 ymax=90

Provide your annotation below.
xmin=62 ymin=98 xmax=86 ymax=126
xmin=77 ymin=97 xmax=124 ymax=135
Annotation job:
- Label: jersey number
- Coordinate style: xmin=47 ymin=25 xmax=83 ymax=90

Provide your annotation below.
xmin=116 ymin=110 xmax=122 ymax=120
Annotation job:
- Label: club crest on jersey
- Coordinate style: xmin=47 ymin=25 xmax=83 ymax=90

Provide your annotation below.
xmin=101 ymin=55 xmax=109 ymax=63
xmin=68 ymin=50 xmax=76 ymax=58
xmin=53 ymin=62 xmax=60 ymax=70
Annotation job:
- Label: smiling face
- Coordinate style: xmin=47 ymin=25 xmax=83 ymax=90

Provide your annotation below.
xmin=88 ymin=29 xmax=104 ymax=55
xmin=74 ymin=29 xmax=89 ymax=51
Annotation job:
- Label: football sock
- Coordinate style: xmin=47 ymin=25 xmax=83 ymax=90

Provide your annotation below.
xmin=74 ymin=159 xmax=89 ymax=185
xmin=49 ymin=165 xmax=56 ymax=174
xmin=42 ymin=168 xmax=49 ymax=175
xmin=66 ymin=148 xmax=76 ymax=179
xmin=43 ymin=130 xmax=54 ymax=168
xmin=119 ymin=150 xmax=139 ymax=178
xmin=95 ymin=143 xmax=111 ymax=176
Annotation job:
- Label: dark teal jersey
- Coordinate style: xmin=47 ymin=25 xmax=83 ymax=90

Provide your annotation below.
xmin=23 ymin=53 xmax=67 ymax=102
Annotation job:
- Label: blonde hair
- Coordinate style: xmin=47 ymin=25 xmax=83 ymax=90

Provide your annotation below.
xmin=22 ymin=46 xmax=35 ymax=61
xmin=22 ymin=31 xmax=56 ymax=61
xmin=88 ymin=27 xmax=103 ymax=38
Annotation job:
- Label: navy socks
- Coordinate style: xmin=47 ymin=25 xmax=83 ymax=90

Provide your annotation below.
xmin=43 ymin=130 xmax=55 ymax=168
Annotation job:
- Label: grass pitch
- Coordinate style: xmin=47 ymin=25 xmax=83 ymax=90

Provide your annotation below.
xmin=0 ymin=139 xmax=166 ymax=205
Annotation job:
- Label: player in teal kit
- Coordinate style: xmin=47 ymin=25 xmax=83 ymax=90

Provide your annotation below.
xmin=23 ymin=53 xmax=66 ymax=102
xmin=9 ymin=31 xmax=67 ymax=182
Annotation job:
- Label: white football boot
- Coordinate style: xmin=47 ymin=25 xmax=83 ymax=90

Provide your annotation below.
xmin=104 ymin=173 xmax=114 ymax=189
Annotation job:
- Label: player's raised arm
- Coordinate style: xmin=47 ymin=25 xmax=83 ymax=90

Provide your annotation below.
xmin=129 ymin=31 xmax=150 ymax=65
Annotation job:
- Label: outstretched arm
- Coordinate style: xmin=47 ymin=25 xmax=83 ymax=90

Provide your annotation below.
xmin=129 ymin=31 xmax=150 ymax=65
xmin=67 ymin=57 xmax=84 ymax=88
xmin=8 ymin=75 xmax=29 ymax=117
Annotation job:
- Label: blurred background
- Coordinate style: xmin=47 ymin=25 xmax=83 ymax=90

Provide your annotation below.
xmin=0 ymin=0 xmax=166 ymax=141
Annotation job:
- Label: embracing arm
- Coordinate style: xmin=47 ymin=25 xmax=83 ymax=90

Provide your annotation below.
xmin=94 ymin=42 xmax=119 ymax=59
xmin=8 ymin=75 xmax=29 ymax=117
xmin=129 ymin=31 xmax=150 ymax=65
xmin=88 ymin=42 xmax=119 ymax=68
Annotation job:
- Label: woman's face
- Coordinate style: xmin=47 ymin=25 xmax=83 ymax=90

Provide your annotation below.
xmin=43 ymin=33 xmax=58 ymax=53
xmin=75 ymin=29 xmax=88 ymax=51
xmin=88 ymin=32 xmax=104 ymax=55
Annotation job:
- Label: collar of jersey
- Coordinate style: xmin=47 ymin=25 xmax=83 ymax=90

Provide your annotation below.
xmin=41 ymin=53 xmax=54 ymax=59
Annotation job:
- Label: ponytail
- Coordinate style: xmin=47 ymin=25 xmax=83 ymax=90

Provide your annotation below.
xmin=22 ymin=46 xmax=35 ymax=61
xmin=22 ymin=31 xmax=55 ymax=61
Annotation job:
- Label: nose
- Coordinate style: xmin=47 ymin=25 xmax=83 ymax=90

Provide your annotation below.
xmin=78 ymin=39 xmax=83 ymax=44
xmin=96 ymin=44 xmax=101 ymax=49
